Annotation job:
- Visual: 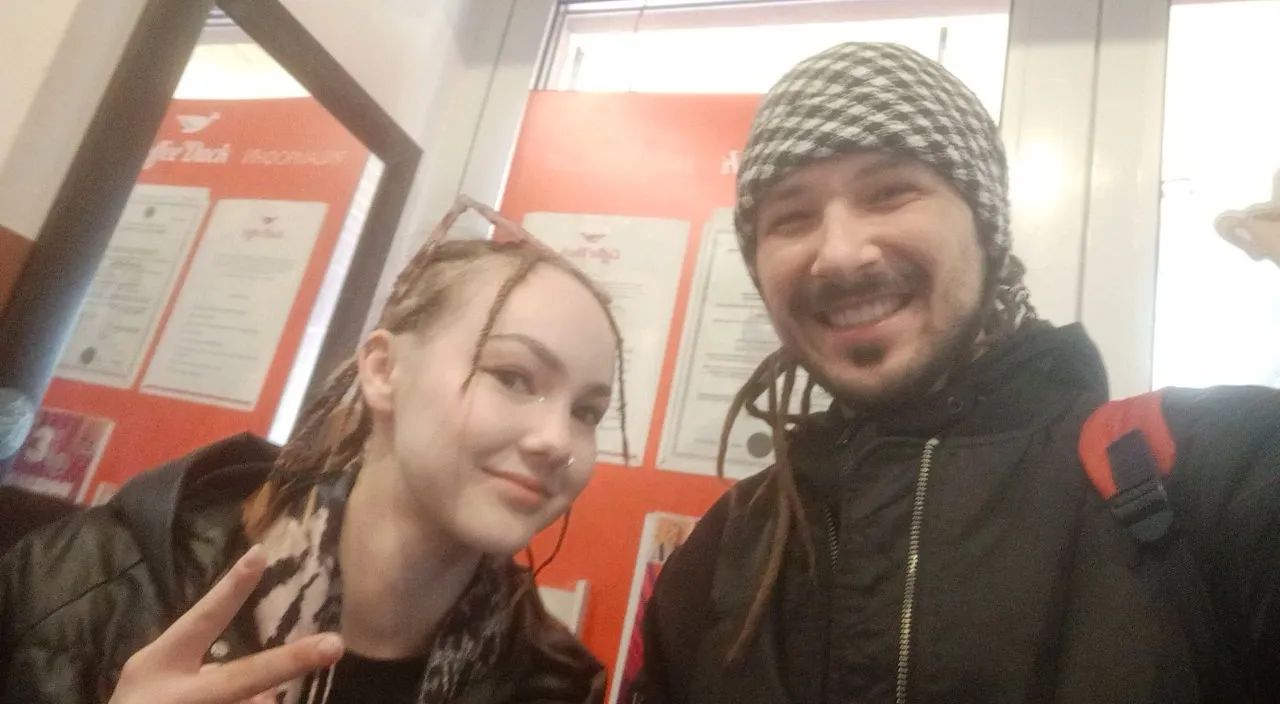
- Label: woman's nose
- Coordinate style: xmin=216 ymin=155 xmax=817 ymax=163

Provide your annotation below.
xmin=520 ymin=401 xmax=574 ymax=471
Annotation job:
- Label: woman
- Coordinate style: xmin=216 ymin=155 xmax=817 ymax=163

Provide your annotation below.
xmin=0 ymin=196 xmax=628 ymax=704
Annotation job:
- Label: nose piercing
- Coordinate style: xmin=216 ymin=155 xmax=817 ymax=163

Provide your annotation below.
xmin=563 ymin=457 xmax=576 ymax=470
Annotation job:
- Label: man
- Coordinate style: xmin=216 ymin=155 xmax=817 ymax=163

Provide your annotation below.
xmin=637 ymin=42 xmax=1280 ymax=702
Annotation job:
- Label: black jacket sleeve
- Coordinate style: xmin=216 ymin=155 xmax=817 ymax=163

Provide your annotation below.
xmin=1163 ymin=385 xmax=1280 ymax=696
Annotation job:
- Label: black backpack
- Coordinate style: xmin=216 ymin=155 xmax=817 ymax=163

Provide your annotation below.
xmin=1079 ymin=391 xmax=1246 ymax=700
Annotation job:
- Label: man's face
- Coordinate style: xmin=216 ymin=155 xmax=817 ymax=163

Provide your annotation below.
xmin=752 ymin=151 xmax=987 ymax=408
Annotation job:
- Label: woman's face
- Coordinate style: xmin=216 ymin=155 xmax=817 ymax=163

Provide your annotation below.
xmin=359 ymin=261 xmax=617 ymax=556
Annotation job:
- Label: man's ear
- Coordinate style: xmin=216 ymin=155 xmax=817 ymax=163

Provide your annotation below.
xmin=357 ymin=330 xmax=399 ymax=414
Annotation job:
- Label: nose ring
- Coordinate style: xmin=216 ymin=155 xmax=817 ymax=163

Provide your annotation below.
xmin=562 ymin=456 xmax=576 ymax=470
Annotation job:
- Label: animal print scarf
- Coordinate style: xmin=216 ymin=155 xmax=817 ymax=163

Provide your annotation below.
xmin=248 ymin=469 xmax=521 ymax=704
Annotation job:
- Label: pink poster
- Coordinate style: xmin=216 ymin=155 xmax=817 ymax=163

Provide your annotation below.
xmin=5 ymin=407 xmax=114 ymax=502
xmin=609 ymin=512 xmax=698 ymax=704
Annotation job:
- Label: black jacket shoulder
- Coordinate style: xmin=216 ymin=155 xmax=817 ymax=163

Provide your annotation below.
xmin=0 ymin=434 xmax=274 ymax=702
xmin=0 ymin=487 xmax=78 ymax=554
xmin=1160 ymin=385 xmax=1280 ymax=693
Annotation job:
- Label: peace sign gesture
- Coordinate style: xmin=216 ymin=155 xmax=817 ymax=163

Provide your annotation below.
xmin=109 ymin=545 xmax=344 ymax=704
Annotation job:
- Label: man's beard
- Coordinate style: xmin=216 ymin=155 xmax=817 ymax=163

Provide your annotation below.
xmin=799 ymin=302 xmax=987 ymax=414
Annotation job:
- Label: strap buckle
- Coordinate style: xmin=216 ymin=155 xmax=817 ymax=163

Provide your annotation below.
xmin=1105 ymin=429 xmax=1175 ymax=544
xmin=1108 ymin=476 xmax=1173 ymax=544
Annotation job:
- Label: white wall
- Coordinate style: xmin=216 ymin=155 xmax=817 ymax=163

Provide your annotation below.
xmin=0 ymin=1 xmax=82 ymax=175
xmin=356 ymin=0 xmax=558 ymax=335
xmin=0 ymin=0 xmax=535 ymax=245
xmin=280 ymin=0 xmax=472 ymax=139
xmin=0 ymin=0 xmax=149 ymax=239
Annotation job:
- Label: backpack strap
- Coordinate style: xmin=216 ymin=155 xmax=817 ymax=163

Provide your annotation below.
xmin=1078 ymin=392 xmax=1246 ymax=701
xmin=1078 ymin=391 xmax=1177 ymax=543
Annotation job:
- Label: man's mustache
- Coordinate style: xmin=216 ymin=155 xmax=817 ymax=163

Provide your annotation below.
xmin=790 ymin=264 xmax=926 ymax=317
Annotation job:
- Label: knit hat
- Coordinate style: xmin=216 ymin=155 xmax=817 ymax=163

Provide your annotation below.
xmin=735 ymin=42 xmax=1033 ymax=333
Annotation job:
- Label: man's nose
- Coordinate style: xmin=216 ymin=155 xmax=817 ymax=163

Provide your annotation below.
xmin=810 ymin=199 xmax=886 ymax=280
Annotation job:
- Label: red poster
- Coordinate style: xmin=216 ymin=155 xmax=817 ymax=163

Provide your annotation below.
xmin=41 ymin=98 xmax=369 ymax=501
xmin=4 ymin=407 xmax=113 ymax=502
xmin=501 ymin=92 xmax=762 ymax=671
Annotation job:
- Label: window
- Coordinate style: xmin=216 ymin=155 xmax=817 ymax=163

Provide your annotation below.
xmin=178 ymin=20 xmax=384 ymax=442
xmin=1153 ymin=0 xmax=1280 ymax=389
xmin=543 ymin=0 xmax=1010 ymax=116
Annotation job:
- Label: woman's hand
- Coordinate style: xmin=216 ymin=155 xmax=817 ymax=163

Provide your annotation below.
xmin=109 ymin=545 xmax=344 ymax=704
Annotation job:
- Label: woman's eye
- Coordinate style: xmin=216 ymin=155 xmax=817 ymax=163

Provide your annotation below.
xmin=490 ymin=369 xmax=534 ymax=395
xmin=573 ymin=405 xmax=606 ymax=427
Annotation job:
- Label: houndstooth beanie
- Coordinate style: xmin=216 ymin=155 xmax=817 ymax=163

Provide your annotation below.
xmin=735 ymin=42 xmax=1034 ymax=334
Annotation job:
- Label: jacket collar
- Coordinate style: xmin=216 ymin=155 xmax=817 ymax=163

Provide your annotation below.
xmin=823 ymin=321 xmax=1108 ymax=440
xmin=109 ymin=433 xmax=277 ymax=618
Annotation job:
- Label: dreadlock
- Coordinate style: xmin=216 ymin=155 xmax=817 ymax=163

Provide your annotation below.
xmin=716 ymin=347 xmax=816 ymax=662
xmin=244 ymin=237 xmax=631 ymax=540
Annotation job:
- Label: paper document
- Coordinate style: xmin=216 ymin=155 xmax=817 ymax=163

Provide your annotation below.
xmin=141 ymin=199 xmax=327 ymax=410
xmin=523 ymin=212 xmax=690 ymax=466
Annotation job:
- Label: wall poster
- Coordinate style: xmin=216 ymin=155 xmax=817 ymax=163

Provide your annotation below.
xmin=522 ymin=212 xmax=690 ymax=465
xmin=609 ymin=512 xmax=699 ymax=704
xmin=36 ymin=97 xmax=369 ymax=502
xmin=660 ymin=208 xmax=832 ymax=480
xmin=55 ymin=185 xmax=211 ymax=390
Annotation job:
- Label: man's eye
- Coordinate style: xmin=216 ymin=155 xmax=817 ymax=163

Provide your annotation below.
xmin=762 ymin=209 xmax=816 ymax=236
xmin=865 ymin=183 xmax=920 ymax=209
xmin=490 ymin=369 xmax=533 ymax=395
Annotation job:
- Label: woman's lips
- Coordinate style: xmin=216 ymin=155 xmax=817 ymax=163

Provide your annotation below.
xmin=484 ymin=468 xmax=550 ymax=507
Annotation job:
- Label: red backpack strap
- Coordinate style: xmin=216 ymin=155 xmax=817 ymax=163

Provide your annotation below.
xmin=1078 ymin=391 xmax=1178 ymax=543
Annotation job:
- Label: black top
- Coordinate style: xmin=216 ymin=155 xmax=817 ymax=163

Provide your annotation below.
xmin=326 ymin=651 xmax=426 ymax=704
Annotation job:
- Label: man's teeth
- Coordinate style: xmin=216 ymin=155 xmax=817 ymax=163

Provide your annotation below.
xmin=826 ymin=296 xmax=905 ymax=328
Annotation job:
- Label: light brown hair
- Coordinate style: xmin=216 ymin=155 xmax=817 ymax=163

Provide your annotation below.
xmin=244 ymin=196 xmax=629 ymax=540
xmin=716 ymin=348 xmax=818 ymax=661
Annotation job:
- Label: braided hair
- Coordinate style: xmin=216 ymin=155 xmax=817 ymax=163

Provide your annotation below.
xmin=244 ymin=203 xmax=630 ymax=541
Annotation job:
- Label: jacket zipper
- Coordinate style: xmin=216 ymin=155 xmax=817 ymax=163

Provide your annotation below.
xmin=896 ymin=437 xmax=940 ymax=704
xmin=823 ymin=425 xmax=855 ymax=573
xmin=822 ymin=504 xmax=839 ymax=574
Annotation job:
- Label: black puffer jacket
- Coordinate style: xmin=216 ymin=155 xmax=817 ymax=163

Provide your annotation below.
xmin=0 ymin=434 xmax=605 ymax=703
xmin=639 ymin=323 xmax=1280 ymax=703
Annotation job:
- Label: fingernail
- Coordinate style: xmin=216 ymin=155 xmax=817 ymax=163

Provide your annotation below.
xmin=317 ymin=634 xmax=344 ymax=658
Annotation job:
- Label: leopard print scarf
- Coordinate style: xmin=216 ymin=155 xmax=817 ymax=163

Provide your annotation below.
xmin=248 ymin=470 xmax=520 ymax=704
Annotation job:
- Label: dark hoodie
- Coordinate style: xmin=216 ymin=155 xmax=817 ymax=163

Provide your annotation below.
xmin=638 ymin=323 xmax=1280 ymax=703
xmin=0 ymin=435 xmax=605 ymax=703
xmin=0 ymin=487 xmax=77 ymax=554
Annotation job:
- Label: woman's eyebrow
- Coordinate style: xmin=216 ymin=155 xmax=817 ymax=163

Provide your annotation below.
xmin=489 ymin=333 xmax=614 ymax=399
xmin=488 ymin=333 xmax=565 ymax=374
